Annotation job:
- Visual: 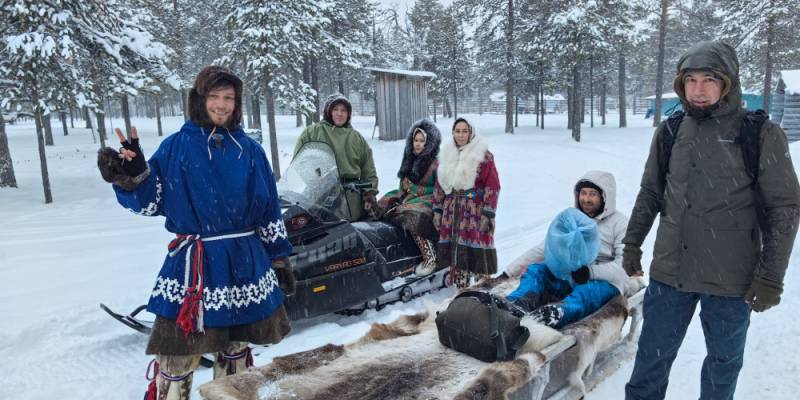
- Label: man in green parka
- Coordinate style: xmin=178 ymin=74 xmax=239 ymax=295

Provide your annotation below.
xmin=294 ymin=93 xmax=379 ymax=221
xmin=624 ymin=41 xmax=800 ymax=400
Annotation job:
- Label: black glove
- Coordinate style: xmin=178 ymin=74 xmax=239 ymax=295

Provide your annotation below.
xmin=119 ymin=137 xmax=147 ymax=177
xmin=97 ymin=147 xmax=150 ymax=191
xmin=572 ymin=266 xmax=591 ymax=284
xmin=744 ymin=276 xmax=783 ymax=312
xmin=622 ymin=244 xmax=643 ymax=276
xmin=273 ymin=258 xmax=296 ymax=296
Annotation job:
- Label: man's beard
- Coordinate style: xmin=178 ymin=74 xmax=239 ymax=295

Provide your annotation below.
xmin=685 ymin=101 xmax=719 ymax=120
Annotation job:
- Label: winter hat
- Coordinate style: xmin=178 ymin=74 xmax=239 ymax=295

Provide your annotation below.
xmin=543 ymin=208 xmax=600 ymax=285
xmin=323 ymin=93 xmax=352 ymax=127
xmin=575 ymin=180 xmax=603 ymax=196
xmin=188 ymin=66 xmax=243 ymax=129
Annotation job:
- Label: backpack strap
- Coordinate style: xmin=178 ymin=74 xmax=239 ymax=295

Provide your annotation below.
xmin=736 ymin=109 xmax=769 ymax=188
xmin=659 ymin=110 xmax=685 ymax=181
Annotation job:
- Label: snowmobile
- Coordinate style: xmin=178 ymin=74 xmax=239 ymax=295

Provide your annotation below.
xmin=101 ymin=141 xmax=451 ymax=335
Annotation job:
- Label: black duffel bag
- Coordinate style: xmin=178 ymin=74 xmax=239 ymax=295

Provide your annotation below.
xmin=435 ymin=290 xmax=530 ymax=362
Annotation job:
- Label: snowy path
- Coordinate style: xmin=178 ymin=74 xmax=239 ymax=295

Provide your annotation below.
xmin=1 ymin=112 xmax=798 ymax=399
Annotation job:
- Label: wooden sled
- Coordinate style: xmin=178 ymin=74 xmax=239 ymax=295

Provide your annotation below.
xmin=198 ymin=277 xmax=645 ymax=400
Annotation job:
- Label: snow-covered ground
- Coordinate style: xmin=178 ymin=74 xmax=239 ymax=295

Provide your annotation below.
xmin=1 ymin=111 xmax=798 ymax=399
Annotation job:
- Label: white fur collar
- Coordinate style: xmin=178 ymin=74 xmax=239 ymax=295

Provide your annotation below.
xmin=437 ymin=135 xmax=489 ymax=193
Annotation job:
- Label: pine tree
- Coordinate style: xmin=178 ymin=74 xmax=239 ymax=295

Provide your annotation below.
xmin=721 ymin=0 xmax=800 ymax=112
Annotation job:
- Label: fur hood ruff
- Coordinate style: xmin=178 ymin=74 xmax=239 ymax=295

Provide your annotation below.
xmin=437 ymin=133 xmax=489 ymax=193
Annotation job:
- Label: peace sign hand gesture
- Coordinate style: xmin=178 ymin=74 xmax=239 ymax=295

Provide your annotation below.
xmin=115 ymin=127 xmax=147 ymax=177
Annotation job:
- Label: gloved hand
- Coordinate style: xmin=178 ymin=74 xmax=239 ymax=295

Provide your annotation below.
xmin=744 ymin=276 xmax=783 ymax=312
xmin=272 ymin=257 xmax=296 ymax=296
xmin=622 ymin=244 xmax=643 ymax=277
xmin=572 ymin=266 xmax=591 ymax=284
xmin=479 ymin=215 xmax=495 ymax=233
xmin=97 ymin=127 xmax=149 ymax=191
xmin=115 ymin=127 xmax=147 ymax=177
xmin=433 ymin=212 xmax=442 ymax=230
xmin=362 ymin=191 xmax=377 ymax=216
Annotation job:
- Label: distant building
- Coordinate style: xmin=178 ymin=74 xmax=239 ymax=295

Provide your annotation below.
xmin=367 ymin=67 xmax=434 ymax=141
xmin=774 ymin=70 xmax=800 ymax=141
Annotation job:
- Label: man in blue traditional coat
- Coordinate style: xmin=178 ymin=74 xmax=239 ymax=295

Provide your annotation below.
xmin=98 ymin=66 xmax=294 ymax=400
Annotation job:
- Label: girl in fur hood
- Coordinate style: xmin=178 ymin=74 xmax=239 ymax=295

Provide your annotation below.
xmin=378 ymin=119 xmax=441 ymax=276
xmin=433 ymin=118 xmax=500 ymax=288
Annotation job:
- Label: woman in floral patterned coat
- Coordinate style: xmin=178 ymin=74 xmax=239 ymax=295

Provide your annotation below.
xmin=433 ymin=117 xmax=500 ymax=288
xmin=378 ymin=119 xmax=441 ymax=276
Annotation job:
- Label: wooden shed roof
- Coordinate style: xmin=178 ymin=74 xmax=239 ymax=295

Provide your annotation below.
xmin=366 ymin=67 xmax=436 ymax=79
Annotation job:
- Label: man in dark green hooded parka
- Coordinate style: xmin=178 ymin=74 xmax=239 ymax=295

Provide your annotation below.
xmin=623 ymin=41 xmax=800 ymax=400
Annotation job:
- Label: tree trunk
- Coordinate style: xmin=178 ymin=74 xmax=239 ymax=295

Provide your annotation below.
xmin=83 ymin=106 xmax=92 ymax=128
xmin=69 ymin=108 xmax=74 ymax=129
xmin=540 ymin=85 xmax=545 ymax=129
xmin=535 ymin=86 xmax=540 ymax=127
xmin=618 ymin=51 xmax=627 ymax=128
xmin=264 ymin=74 xmax=281 ymax=180
xmin=0 ymin=113 xmax=17 ymax=188
xmin=762 ymin=11 xmax=774 ymax=112
xmin=253 ymin=95 xmax=262 ymax=129
xmin=653 ymin=0 xmax=669 ymax=126
xmin=96 ymin=109 xmax=107 ymax=148
xmin=514 ymin=96 xmax=519 ymax=127
xmin=43 ymin=113 xmax=54 ymax=146
xmin=296 ymin=110 xmax=303 ymax=128
xmin=589 ymin=57 xmax=594 ymax=128
xmin=303 ymin=58 xmax=313 ymax=126
xmin=567 ymin=85 xmax=573 ymax=130
xmin=121 ymin=95 xmax=133 ymax=140
xmin=444 ymin=97 xmax=452 ymax=118
xmin=155 ymin=95 xmax=163 ymax=137
xmin=180 ymin=88 xmax=189 ymax=121
xmin=453 ymin=77 xmax=458 ymax=118
xmin=601 ymin=77 xmax=607 ymax=125
xmin=504 ymin=0 xmax=515 ymax=133
xmin=311 ymin=57 xmax=320 ymax=123
xmin=60 ymin=112 xmax=69 ymax=136
xmin=433 ymin=97 xmax=437 ymax=123
xmin=32 ymin=91 xmax=53 ymax=203
xmin=572 ymin=66 xmax=581 ymax=142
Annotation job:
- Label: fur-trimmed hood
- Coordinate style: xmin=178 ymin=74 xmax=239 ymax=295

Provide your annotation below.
xmin=398 ymin=119 xmax=441 ymax=184
xmin=437 ymin=118 xmax=489 ymax=193
xmin=187 ymin=66 xmax=243 ymax=129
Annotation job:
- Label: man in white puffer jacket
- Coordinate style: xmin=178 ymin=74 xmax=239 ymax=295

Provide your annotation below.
xmin=504 ymin=171 xmax=630 ymax=324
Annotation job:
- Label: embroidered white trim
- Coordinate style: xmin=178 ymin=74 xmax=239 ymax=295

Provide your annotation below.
xmin=150 ymin=269 xmax=280 ymax=311
xmin=129 ymin=179 xmax=163 ymax=216
xmin=258 ymin=220 xmax=288 ymax=244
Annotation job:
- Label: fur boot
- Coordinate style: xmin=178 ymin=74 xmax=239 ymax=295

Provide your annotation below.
xmin=152 ymin=354 xmax=201 ymax=400
xmin=413 ymin=236 xmax=437 ymax=276
xmin=213 ymin=341 xmax=253 ymax=379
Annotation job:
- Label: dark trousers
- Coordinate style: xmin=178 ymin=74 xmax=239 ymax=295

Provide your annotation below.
xmin=625 ymin=279 xmax=751 ymax=400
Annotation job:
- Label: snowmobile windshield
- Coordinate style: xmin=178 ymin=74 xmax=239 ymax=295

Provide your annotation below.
xmin=278 ymin=141 xmax=347 ymax=221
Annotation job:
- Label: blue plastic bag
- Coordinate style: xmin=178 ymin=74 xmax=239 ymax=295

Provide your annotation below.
xmin=543 ymin=208 xmax=600 ymax=285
